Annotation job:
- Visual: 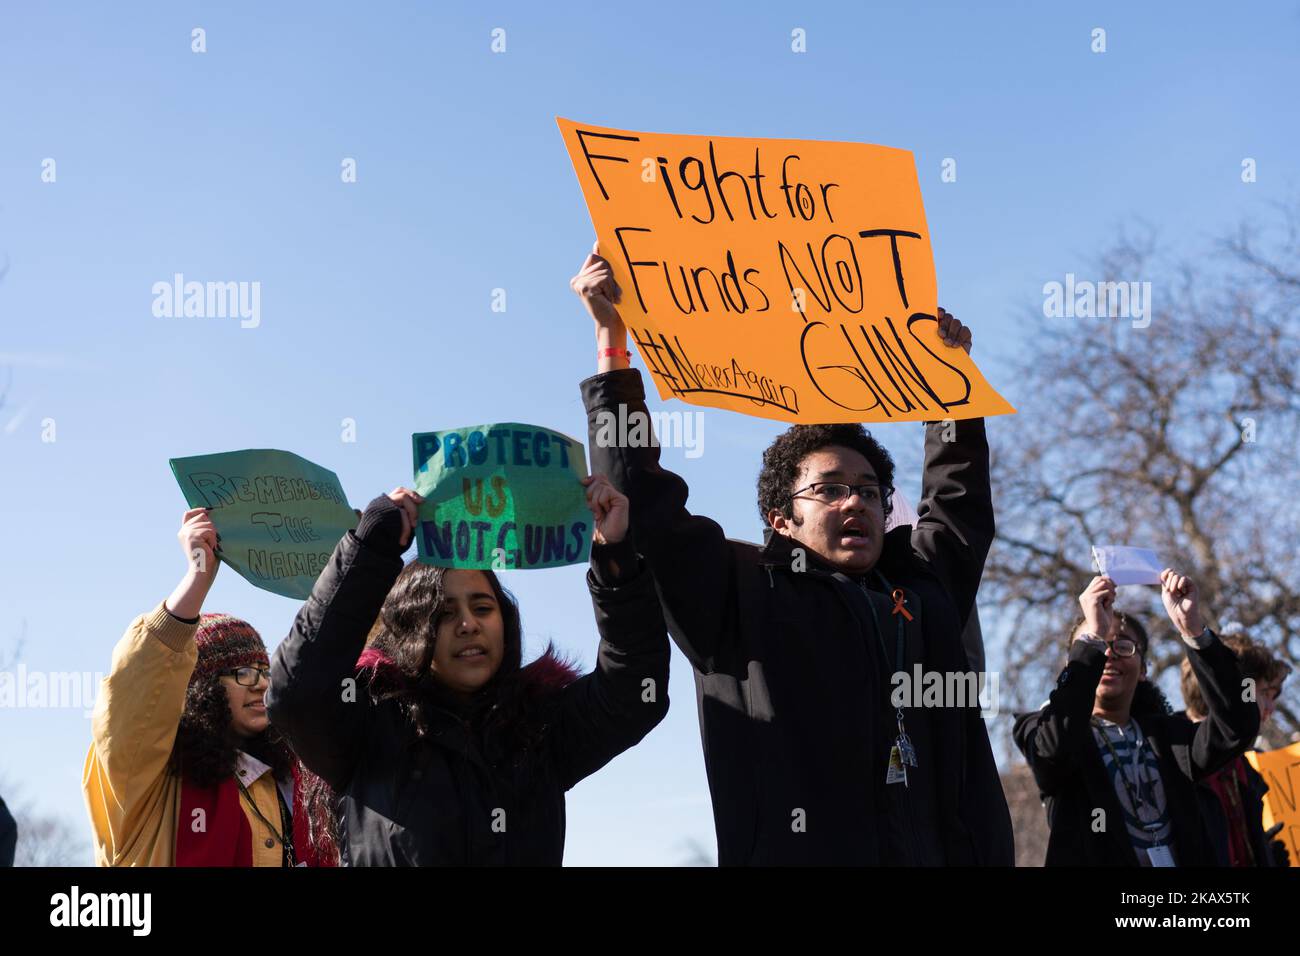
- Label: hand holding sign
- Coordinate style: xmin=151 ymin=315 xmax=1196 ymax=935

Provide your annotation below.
xmin=178 ymin=507 xmax=220 ymax=577
xmin=572 ymin=241 xmax=625 ymax=331
xmin=936 ymin=308 xmax=972 ymax=353
xmin=385 ymin=487 xmax=424 ymax=550
xmin=166 ymin=508 xmax=221 ymax=620
xmin=574 ymin=247 xmax=974 ymax=368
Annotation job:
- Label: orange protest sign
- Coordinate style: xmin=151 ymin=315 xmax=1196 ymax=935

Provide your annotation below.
xmin=1246 ymin=743 xmax=1300 ymax=866
xmin=559 ymin=118 xmax=1015 ymax=424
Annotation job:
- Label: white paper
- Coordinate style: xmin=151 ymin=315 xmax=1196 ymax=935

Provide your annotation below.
xmin=1091 ymin=545 xmax=1163 ymax=586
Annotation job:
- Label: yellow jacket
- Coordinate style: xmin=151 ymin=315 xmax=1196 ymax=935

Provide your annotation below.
xmin=83 ymin=602 xmax=287 ymax=867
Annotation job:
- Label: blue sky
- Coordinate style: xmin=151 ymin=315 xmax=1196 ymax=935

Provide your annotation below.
xmin=1 ymin=1 xmax=1296 ymax=865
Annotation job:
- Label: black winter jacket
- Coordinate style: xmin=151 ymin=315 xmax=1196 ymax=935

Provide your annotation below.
xmin=582 ymin=368 xmax=1014 ymax=866
xmin=1013 ymin=637 xmax=1258 ymax=866
xmin=267 ymin=524 xmax=669 ymax=866
xmin=1193 ymin=751 xmax=1279 ymax=867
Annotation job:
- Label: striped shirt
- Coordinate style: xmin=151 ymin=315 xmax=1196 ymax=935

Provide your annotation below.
xmin=1091 ymin=718 xmax=1175 ymax=864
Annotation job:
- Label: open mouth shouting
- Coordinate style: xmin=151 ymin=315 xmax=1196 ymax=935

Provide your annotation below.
xmin=839 ymin=516 xmax=871 ymax=548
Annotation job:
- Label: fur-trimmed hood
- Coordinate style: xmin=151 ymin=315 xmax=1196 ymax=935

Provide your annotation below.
xmin=354 ymin=642 xmax=582 ymax=698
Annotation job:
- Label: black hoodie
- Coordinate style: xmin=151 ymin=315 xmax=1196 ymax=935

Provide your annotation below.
xmin=581 ymin=368 xmax=1014 ymax=865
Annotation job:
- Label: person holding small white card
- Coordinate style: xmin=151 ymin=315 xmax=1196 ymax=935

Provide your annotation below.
xmin=1014 ymin=569 xmax=1259 ymax=867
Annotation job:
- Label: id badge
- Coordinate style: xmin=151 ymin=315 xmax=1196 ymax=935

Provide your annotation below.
xmin=1146 ymin=845 xmax=1175 ymax=867
xmin=886 ymin=746 xmax=908 ymax=786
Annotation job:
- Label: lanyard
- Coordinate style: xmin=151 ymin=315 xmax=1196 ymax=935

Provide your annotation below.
xmin=863 ymin=572 xmax=917 ymax=782
xmin=862 ymin=572 xmax=906 ymax=674
xmin=1093 ymin=718 xmax=1162 ymax=834
xmin=236 ymin=776 xmax=296 ymax=866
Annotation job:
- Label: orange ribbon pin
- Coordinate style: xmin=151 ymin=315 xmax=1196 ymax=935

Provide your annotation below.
xmin=891 ymin=589 xmax=913 ymax=621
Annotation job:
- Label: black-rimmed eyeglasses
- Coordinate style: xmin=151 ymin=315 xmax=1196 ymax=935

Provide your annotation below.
xmin=790 ymin=482 xmax=889 ymax=507
xmin=221 ymin=666 xmax=270 ymax=687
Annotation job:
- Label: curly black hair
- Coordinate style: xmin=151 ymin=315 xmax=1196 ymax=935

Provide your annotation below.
xmin=757 ymin=423 xmax=896 ymax=524
xmin=170 ymin=673 xmax=295 ymax=789
xmin=1132 ymin=680 xmax=1174 ymax=717
xmin=171 ymin=666 xmax=339 ymax=865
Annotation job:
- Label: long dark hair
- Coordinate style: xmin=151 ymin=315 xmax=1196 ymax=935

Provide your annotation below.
xmin=301 ymin=561 xmax=576 ymax=861
xmin=368 ymin=562 xmax=535 ymax=742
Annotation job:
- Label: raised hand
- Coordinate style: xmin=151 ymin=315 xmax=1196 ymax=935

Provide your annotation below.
xmin=583 ymin=474 xmax=629 ymax=546
xmin=570 ymin=241 xmax=624 ymax=331
xmin=1077 ymin=575 xmax=1116 ymax=641
xmin=1159 ymin=568 xmax=1205 ymax=640
xmin=166 ymin=507 xmax=220 ymax=619
xmin=936 ymin=306 xmax=972 ymax=354
xmin=385 ymin=487 xmax=424 ymax=549
xmin=178 ymin=507 xmax=220 ymax=577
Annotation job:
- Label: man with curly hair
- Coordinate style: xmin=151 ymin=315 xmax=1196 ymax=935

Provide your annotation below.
xmin=571 ymin=247 xmax=1012 ymax=865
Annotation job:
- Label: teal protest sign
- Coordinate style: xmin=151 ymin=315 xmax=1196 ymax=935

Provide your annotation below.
xmin=168 ymin=449 xmax=357 ymax=600
xmin=412 ymin=424 xmax=591 ymax=570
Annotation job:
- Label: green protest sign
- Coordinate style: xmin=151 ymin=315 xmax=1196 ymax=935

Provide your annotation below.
xmin=168 ymin=449 xmax=357 ymax=600
xmin=412 ymin=424 xmax=591 ymax=570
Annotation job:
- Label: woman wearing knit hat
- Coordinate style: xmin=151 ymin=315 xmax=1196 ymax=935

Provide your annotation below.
xmin=268 ymin=475 xmax=670 ymax=865
xmin=83 ymin=507 xmax=334 ymax=866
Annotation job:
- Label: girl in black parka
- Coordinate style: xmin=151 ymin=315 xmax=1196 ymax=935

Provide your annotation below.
xmin=266 ymin=476 xmax=669 ymax=865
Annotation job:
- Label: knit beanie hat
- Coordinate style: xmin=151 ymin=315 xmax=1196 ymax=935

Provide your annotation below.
xmin=191 ymin=613 xmax=269 ymax=682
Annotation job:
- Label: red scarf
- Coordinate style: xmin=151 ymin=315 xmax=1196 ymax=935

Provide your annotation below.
xmin=176 ymin=762 xmax=334 ymax=866
xmin=1204 ymin=756 xmax=1255 ymax=867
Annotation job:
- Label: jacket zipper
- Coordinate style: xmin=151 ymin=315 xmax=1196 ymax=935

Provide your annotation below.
xmin=766 ymin=560 xmax=929 ymax=863
xmin=427 ymin=703 xmax=479 ymax=864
